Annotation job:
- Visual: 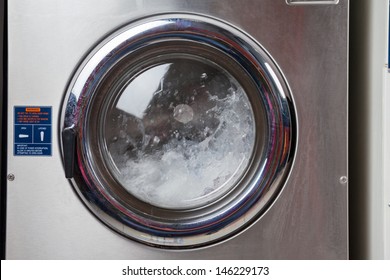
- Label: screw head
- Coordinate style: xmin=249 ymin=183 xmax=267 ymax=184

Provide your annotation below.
xmin=339 ymin=176 xmax=348 ymax=184
xmin=7 ymin=174 xmax=15 ymax=181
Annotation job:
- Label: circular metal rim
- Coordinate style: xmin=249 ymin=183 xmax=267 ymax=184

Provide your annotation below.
xmin=95 ymin=50 xmax=262 ymax=212
xmin=60 ymin=13 xmax=297 ymax=248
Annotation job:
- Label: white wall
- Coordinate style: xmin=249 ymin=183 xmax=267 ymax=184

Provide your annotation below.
xmin=384 ymin=66 xmax=390 ymax=260
xmin=382 ymin=0 xmax=390 ymax=260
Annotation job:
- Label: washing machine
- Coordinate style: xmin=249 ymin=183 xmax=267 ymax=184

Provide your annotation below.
xmin=3 ymin=0 xmax=349 ymax=259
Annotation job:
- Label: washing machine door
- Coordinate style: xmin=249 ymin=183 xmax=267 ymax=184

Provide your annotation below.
xmin=61 ymin=14 xmax=296 ymax=248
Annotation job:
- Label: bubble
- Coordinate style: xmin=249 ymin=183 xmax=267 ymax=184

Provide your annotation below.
xmin=173 ymin=104 xmax=194 ymax=124
xmin=153 ymin=136 xmax=161 ymax=144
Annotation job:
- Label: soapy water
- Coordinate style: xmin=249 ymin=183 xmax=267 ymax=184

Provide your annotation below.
xmin=105 ymin=68 xmax=255 ymax=209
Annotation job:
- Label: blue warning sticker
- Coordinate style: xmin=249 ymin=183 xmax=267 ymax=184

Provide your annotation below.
xmin=14 ymin=106 xmax=52 ymax=156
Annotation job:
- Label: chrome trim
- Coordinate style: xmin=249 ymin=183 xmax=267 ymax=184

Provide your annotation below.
xmin=60 ymin=13 xmax=297 ymax=248
xmin=286 ymin=0 xmax=339 ymax=5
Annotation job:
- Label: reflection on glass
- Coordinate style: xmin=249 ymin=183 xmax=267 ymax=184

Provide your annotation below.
xmin=104 ymin=57 xmax=255 ymax=209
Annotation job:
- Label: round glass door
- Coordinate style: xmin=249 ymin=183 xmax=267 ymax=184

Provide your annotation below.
xmin=104 ymin=58 xmax=256 ymax=210
xmin=61 ymin=14 xmax=296 ymax=248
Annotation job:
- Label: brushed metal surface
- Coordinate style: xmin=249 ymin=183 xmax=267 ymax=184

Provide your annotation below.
xmin=6 ymin=0 xmax=348 ymax=259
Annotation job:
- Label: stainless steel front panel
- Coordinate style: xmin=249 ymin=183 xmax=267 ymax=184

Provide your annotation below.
xmin=6 ymin=0 xmax=348 ymax=259
xmin=60 ymin=14 xmax=296 ymax=248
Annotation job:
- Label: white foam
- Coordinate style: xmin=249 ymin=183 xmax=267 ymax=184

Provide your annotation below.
xmin=108 ymin=80 xmax=255 ymax=209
